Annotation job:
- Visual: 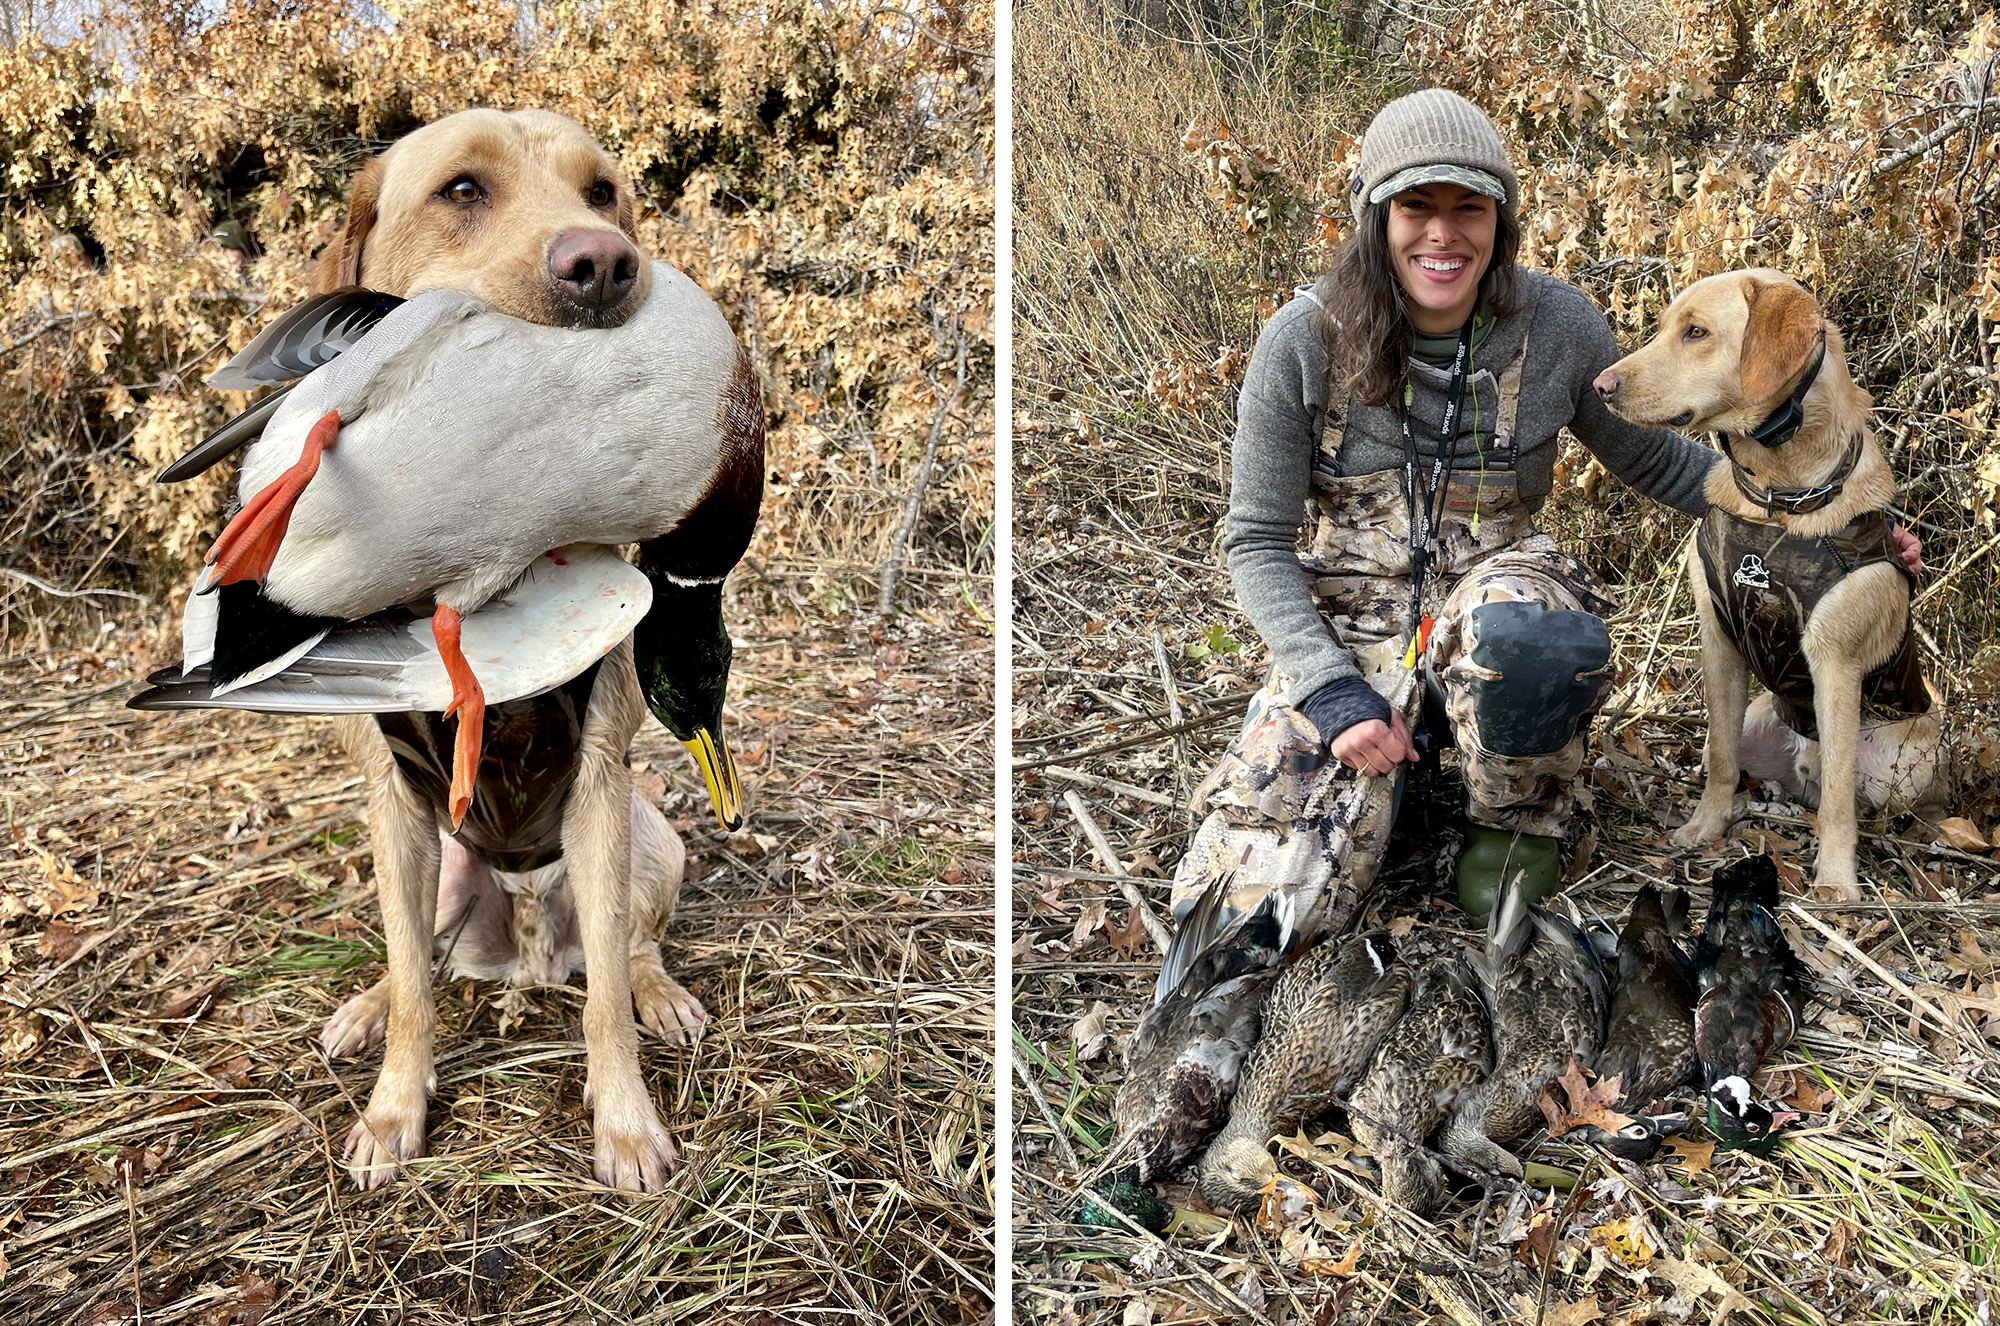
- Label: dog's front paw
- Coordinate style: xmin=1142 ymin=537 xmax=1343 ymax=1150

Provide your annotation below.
xmin=632 ymin=969 xmax=707 ymax=1046
xmin=592 ymin=1096 xmax=679 ymax=1192
xmin=1671 ymin=799 xmax=1738 ymax=848
xmin=343 ymin=1095 xmax=427 ymax=1190
xmin=322 ymin=981 xmax=390 ymax=1057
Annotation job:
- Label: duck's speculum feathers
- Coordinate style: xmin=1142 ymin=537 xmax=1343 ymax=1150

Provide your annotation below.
xmin=160 ymin=382 xmax=296 ymax=483
xmin=206 ymin=288 xmax=405 ymax=391
xmin=632 ymin=564 xmax=741 ymax=831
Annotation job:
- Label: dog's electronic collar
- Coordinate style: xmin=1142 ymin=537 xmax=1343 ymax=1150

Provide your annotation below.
xmin=1743 ymin=335 xmax=1827 ymax=449
xmin=1726 ymin=428 xmax=1864 ymax=516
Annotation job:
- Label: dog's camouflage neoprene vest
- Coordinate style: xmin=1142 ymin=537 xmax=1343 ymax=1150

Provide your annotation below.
xmin=1695 ymin=506 xmax=1929 ymax=740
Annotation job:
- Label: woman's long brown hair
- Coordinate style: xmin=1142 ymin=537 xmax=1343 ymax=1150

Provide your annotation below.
xmin=1313 ymin=198 xmax=1523 ymax=409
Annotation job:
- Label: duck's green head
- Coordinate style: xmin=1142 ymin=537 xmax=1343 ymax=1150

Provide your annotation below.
xmin=633 ymin=553 xmax=743 ymax=832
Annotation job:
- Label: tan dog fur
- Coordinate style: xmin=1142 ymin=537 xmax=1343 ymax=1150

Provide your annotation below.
xmin=1598 ymin=269 xmax=1941 ymax=898
xmin=313 ymin=109 xmax=699 ymax=1191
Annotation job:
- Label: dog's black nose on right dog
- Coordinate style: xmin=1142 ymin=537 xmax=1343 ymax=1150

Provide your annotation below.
xmin=1592 ymin=368 xmax=1621 ymax=400
xmin=548 ymin=228 xmax=642 ymax=315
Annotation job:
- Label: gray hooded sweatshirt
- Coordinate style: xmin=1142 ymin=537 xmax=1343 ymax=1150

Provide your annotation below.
xmin=1222 ymin=268 xmax=1718 ymax=703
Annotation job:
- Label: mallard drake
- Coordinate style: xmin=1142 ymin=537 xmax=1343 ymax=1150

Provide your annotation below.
xmin=1692 ymin=855 xmax=1808 ymax=1143
xmin=1196 ymin=932 xmax=1411 ymax=1212
xmin=1106 ymin=876 xmax=1297 ymax=1183
xmin=1441 ymin=880 xmax=1611 ymax=1181
xmin=1347 ymin=952 xmax=1490 ymax=1216
xmin=141 ymin=262 xmax=762 ymax=831
xmin=1594 ymin=885 xmax=1697 ymax=1111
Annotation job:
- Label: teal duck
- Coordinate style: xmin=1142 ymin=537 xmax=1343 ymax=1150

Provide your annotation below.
xmin=1692 ymin=855 xmax=1808 ymax=1144
xmin=1107 ymin=877 xmax=1298 ymax=1182
xmin=1347 ymin=953 xmax=1491 ymax=1216
xmin=1441 ymin=880 xmax=1611 ymax=1180
xmin=1196 ymin=933 xmax=1411 ymax=1212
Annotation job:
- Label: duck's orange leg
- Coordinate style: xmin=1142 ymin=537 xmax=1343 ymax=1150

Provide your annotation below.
xmin=205 ymin=410 xmax=340 ymax=586
xmin=430 ymin=604 xmax=484 ymax=829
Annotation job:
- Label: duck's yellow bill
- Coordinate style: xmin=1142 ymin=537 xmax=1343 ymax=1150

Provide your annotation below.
xmin=681 ymin=727 xmax=743 ymax=831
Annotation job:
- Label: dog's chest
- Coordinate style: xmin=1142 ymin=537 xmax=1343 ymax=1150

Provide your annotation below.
xmin=376 ymin=661 xmax=602 ymax=871
xmin=1695 ymin=508 xmax=1925 ymax=738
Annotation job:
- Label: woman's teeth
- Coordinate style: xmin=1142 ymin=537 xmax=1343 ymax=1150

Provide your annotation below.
xmin=1417 ymin=256 xmax=1465 ymax=272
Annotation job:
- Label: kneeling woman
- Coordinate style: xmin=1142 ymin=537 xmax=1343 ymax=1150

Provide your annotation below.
xmin=1182 ymin=90 xmax=1708 ymax=952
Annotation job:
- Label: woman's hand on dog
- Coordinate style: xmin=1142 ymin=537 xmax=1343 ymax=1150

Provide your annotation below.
xmin=1330 ymin=711 xmax=1419 ymax=776
xmin=1892 ymin=524 xmax=1921 ymax=576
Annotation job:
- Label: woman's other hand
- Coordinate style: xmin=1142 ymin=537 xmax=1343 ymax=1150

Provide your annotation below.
xmin=1329 ymin=710 xmax=1419 ymax=775
xmin=1891 ymin=524 xmax=1922 ymax=576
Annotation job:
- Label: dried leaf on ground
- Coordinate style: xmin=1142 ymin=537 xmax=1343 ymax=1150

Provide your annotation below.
xmin=150 ymin=974 xmax=228 ymax=1021
xmin=1073 ymin=1001 xmax=1116 ymax=1060
xmin=1105 ymin=907 xmax=1150 ymax=960
xmin=1589 ymin=1212 xmax=1657 ymax=1268
xmin=1538 ymin=1062 xmax=1634 ymax=1137
xmin=1651 ymin=1251 xmax=1755 ymax=1324
xmin=1663 ymin=1133 xmax=1716 ymax=1175
xmin=233 ymin=1272 xmax=277 ymax=1325
xmin=1935 ymin=816 xmax=1990 ymax=850
xmin=1508 ymin=1292 xmax=1603 ymax=1326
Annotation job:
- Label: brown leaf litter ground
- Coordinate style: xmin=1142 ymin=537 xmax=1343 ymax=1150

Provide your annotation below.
xmin=0 ymin=598 xmax=994 ymax=1324
xmin=1010 ymin=424 xmax=2000 ymax=1325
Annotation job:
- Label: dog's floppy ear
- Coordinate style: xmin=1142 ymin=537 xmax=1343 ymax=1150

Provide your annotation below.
xmin=311 ymin=157 xmax=384 ymax=294
xmin=1737 ymin=278 xmax=1821 ymax=407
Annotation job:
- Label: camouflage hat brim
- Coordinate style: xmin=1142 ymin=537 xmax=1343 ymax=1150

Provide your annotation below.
xmin=1366 ymin=164 xmax=1508 ymax=207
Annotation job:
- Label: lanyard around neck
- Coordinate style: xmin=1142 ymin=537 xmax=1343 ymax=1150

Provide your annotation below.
xmin=1396 ymin=313 xmax=1476 ymax=647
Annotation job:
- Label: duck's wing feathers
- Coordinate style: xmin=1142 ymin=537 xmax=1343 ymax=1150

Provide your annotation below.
xmin=130 ymin=546 xmax=648 ymax=716
xmin=206 ymin=289 xmax=406 ymax=391
xmin=159 ymin=290 xmax=408 ymax=483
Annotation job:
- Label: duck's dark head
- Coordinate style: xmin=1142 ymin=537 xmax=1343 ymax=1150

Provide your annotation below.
xmin=1577 ymin=1111 xmax=1689 ymax=1162
xmin=1706 ymin=1075 xmax=1799 ymax=1155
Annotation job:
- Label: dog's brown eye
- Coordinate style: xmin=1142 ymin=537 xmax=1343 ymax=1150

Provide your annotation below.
xmin=588 ymin=181 xmax=615 ymax=207
xmin=1683 ymin=324 xmax=1708 ymax=341
xmin=442 ymin=177 xmax=481 ymax=205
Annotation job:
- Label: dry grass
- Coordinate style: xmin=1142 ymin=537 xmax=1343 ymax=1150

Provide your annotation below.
xmin=1012 ymin=0 xmax=2000 ymax=1321
xmin=0 ymin=583 xmax=994 ymax=1323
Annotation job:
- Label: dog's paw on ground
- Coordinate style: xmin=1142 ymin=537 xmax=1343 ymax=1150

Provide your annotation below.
xmin=591 ymin=1096 xmax=680 ymax=1192
xmin=321 ymin=980 xmax=390 ymax=1057
xmin=632 ymin=967 xmax=708 ymax=1045
xmin=343 ymin=1097 xmax=428 ymax=1190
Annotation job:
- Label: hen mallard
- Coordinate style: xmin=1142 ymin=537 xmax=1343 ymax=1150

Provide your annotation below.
xmin=1105 ymin=877 xmax=1298 ymax=1183
xmin=135 ymin=264 xmax=762 ymax=832
xmin=1595 ymin=885 xmax=1697 ymax=1111
xmin=1693 ymin=855 xmax=1808 ymax=1144
xmin=1347 ymin=953 xmax=1490 ymax=1216
xmin=1441 ymin=879 xmax=1611 ymax=1180
xmin=1196 ymin=932 xmax=1411 ymax=1212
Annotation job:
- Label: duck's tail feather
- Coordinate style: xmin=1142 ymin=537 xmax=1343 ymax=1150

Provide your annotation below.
xmin=1152 ymin=873 xmax=1229 ymax=1006
xmin=159 ymin=383 xmax=298 ymax=483
xmin=1466 ymin=871 xmax=1533 ymax=992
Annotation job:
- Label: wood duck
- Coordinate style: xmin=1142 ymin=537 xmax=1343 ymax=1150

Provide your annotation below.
xmin=1106 ymin=876 xmax=1297 ymax=1184
xmin=1594 ymin=885 xmax=1697 ymax=1111
xmin=1442 ymin=879 xmax=1611 ymax=1181
xmin=143 ymin=263 xmax=762 ymax=832
xmin=1347 ymin=952 xmax=1491 ymax=1216
xmin=1692 ymin=855 xmax=1808 ymax=1145
xmin=1196 ymin=932 xmax=1411 ymax=1212
xmin=1704 ymin=1075 xmax=1801 ymax=1155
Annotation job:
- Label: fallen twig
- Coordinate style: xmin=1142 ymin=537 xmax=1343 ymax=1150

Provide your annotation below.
xmin=1060 ymin=790 xmax=1172 ymax=953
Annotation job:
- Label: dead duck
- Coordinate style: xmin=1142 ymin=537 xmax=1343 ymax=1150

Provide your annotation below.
xmin=1595 ymin=885 xmax=1697 ymax=1110
xmin=1106 ymin=876 xmax=1297 ymax=1184
xmin=139 ymin=263 xmax=762 ymax=831
xmin=1693 ymin=855 xmax=1808 ymax=1144
xmin=1196 ymin=932 xmax=1411 ymax=1212
xmin=1441 ymin=879 xmax=1611 ymax=1181
xmin=1347 ymin=952 xmax=1491 ymax=1216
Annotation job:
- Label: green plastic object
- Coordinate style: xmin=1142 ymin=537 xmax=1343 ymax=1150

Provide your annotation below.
xmin=1456 ymin=824 xmax=1562 ymax=920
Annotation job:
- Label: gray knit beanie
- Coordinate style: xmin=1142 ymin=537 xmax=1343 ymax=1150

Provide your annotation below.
xmin=1353 ymin=89 xmax=1518 ymax=217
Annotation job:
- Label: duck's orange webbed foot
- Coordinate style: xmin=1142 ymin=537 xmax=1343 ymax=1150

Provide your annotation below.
xmin=430 ymin=604 xmax=484 ymax=830
xmin=205 ymin=409 xmax=340 ymax=586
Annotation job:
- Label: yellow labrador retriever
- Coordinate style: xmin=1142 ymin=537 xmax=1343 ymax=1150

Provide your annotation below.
xmin=1593 ymin=269 xmax=1940 ymax=897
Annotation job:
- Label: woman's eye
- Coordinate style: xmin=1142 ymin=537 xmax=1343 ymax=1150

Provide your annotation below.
xmin=589 ymin=181 xmax=615 ymax=207
xmin=1683 ymin=324 xmax=1707 ymax=341
xmin=442 ymin=178 xmax=481 ymax=204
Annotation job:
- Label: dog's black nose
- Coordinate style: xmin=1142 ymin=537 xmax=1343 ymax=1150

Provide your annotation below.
xmin=547 ymin=228 xmax=642 ymax=316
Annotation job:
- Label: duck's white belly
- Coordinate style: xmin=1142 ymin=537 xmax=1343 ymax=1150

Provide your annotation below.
xmin=238 ymin=262 xmax=743 ymax=620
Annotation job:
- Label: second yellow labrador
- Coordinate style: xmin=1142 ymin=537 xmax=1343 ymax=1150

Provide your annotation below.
xmin=1593 ymin=269 xmax=1940 ymax=898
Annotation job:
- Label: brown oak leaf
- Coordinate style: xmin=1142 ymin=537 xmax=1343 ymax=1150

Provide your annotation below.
xmin=1663 ymin=1133 xmax=1716 ymax=1175
xmin=1536 ymin=1061 xmax=1633 ymax=1137
xmin=1105 ymin=907 xmax=1150 ymax=960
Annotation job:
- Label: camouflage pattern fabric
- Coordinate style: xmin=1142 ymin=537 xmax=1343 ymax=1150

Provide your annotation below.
xmin=1172 ymin=327 xmax=1618 ymax=945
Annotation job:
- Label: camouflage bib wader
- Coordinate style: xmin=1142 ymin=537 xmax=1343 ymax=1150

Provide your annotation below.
xmin=1171 ymin=316 xmax=1617 ymax=944
xmin=1696 ymin=506 xmax=1928 ymax=740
